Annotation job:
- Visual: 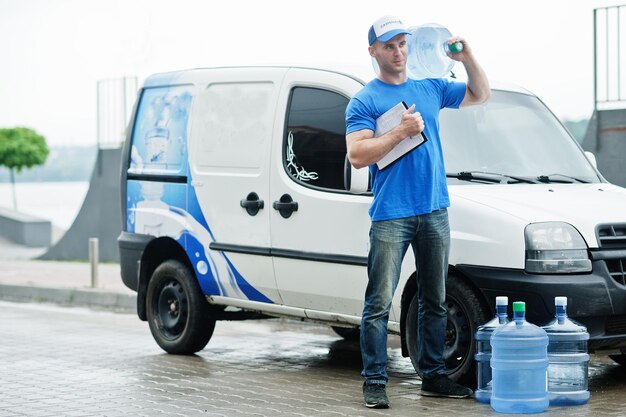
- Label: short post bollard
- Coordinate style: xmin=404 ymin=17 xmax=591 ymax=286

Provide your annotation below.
xmin=89 ymin=237 xmax=99 ymax=288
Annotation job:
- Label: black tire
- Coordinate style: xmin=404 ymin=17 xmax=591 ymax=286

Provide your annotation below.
xmin=331 ymin=326 xmax=360 ymax=341
xmin=609 ymin=354 xmax=626 ymax=366
xmin=146 ymin=260 xmax=216 ymax=354
xmin=405 ymin=273 xmax=489 ymax=386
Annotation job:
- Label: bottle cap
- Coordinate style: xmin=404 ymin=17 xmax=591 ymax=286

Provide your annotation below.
xmin=448 ymin=41 xmax=464 ymax=54
xmin=555 ymin=296 xmax=567 ymax=306
xmin=512 ymin=301 xmax=525 ymax=313
xmin=496 ymin=296 xmax=508 ymax=306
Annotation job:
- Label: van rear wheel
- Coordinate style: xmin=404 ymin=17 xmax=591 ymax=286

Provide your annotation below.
xmin=404 ymin=273 xmax=488 ymax=387
xmin=146 ymin=260 xmax=215 ymax=354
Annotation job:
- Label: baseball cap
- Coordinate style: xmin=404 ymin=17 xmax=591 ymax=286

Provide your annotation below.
xmin=368 ymin=15 xmax=411 ymax=45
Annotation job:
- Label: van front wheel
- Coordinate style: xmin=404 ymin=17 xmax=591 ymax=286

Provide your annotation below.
xmin=404 ymin=273 xmax=488 ymax=387
xmin=146 ymin=260 xmax=216 ymax=354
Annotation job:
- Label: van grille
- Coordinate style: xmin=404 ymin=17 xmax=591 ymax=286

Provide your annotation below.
xmin=597 ymin=224 xmax=626 ymax=285
xmin=598 ymin=224 xmax=626 ymax=248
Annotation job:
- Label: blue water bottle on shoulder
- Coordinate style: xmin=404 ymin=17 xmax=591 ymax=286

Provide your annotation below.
xmin=490 ymin=301 xmax=549 ymax=414
xmin=474 ymin=296 xmax=509 ymax=403
xmin=542 ymin=296 xmax=590 ymax=406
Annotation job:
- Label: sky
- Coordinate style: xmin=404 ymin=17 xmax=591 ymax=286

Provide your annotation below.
xmin=0 ymin=0 xmax=623 ymax=147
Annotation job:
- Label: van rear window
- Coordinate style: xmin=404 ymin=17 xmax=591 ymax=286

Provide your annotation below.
xmin=128 ymin=85 xmax=193 ymax=177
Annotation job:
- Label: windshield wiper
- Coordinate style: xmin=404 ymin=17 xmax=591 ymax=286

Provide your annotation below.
xmin=537 ymin=174 xmax=589 ymax=184
xmin=447 ymin=171 xmax=538 ymax=184
xmin=447 ymin=172 xmax=501 ymax=183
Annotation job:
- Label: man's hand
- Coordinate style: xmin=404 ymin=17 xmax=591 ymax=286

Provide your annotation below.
xmin=447 ymin=36 xmax=469 ymax=62
xmin=398 ymin=104 xmax=424 ymax=137
xmin=347 ymin=105 xmax=425 ymax=169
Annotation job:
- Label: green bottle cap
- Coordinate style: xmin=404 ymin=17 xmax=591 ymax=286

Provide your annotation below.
xmin=448 ymin=41 xmax=464 ymax=54
xmin=512 ymin=301 xmax=526 ymax=313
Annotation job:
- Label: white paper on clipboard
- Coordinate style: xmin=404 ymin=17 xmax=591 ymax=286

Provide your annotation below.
xmin=375 ymin=101 xmax=427 ymax=170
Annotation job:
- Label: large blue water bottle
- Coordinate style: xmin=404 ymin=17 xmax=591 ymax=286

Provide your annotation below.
xmin=542 ymin=296 xmax=590 ymax=406
xmin=474 ymin=296 xmax=509 ymax=403
xmin=490 ymin=301 xmax=549 ymax=414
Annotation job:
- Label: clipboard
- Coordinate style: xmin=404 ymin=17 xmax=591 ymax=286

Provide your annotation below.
xmin=375 ymin=101 xmax=428 ymax=170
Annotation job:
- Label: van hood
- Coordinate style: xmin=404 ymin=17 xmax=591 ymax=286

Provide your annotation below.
xmin=450 ymin=183 xmax=626 ymax=248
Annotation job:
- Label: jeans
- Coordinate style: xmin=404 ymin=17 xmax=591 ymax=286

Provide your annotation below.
xmin=360 ymin=209 xmax=450 ymax=385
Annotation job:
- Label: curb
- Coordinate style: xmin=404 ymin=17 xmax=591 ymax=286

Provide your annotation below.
xmin=0 ymin=284 xmax=136 ymax=313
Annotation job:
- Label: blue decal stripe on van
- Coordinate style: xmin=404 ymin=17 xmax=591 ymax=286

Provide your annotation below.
xmin=186 ymin=179 xmax=215 ymax=240
xmin=221 ymin=255 xmax=273 ymax=303
xmin=184 ymin=233 xmax=221 ymax=296
xmin=185 ymin=174 xmax=273 ymax=303
xmin=185 ymin=233 xmax=274 ymax=303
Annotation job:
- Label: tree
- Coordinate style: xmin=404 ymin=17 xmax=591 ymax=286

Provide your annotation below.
xmin=0 ymin=127 xmax=49 ymax=210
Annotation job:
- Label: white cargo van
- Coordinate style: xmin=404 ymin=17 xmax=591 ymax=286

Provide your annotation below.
xmin=118 ymin=66 xmax=626 ymax=384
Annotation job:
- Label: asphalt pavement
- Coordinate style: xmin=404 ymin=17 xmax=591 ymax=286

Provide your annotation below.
xmin=2 ymin=235 xmax=626 ymax=416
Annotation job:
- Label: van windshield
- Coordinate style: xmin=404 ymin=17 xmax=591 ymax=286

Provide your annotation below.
xmin=440 ymin=90 xmax=601 ymax=184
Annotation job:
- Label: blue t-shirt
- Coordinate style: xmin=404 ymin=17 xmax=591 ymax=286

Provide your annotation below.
xmin=345 ymin=78 xmax=466 ymax=221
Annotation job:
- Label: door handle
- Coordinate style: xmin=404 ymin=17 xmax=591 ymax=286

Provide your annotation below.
xmin=273 ymin=194 xmax=298 ymax=218
xmin=240 ymin=192 xmax=264 ymax=216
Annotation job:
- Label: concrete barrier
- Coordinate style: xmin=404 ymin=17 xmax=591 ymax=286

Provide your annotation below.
xmin=0 ymin=208 xmax=51 ymax=247
xmin=38 ymin=148 xmax=122 ymax=262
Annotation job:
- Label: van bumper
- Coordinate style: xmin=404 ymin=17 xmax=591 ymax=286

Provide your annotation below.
xmin=118 ymin=231 xmax=154 ymax=291
xmin=456 ymin=261 xmax=626 ymax=352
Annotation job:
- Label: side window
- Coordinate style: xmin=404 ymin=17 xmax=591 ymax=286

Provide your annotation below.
xmin=284 ymin=87 xmax=349 ymax=191
xmin=128 ymin=85 xmax=193 ymax=176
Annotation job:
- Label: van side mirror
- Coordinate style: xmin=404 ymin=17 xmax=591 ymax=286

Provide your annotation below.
xmin=584 ymin=151 xmax=597 ymax=169
xmin=344 ymin=155 xmax=369 ymax=194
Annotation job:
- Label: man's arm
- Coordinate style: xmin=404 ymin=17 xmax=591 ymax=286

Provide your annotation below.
xmin=346 ymin=104 xmax=424 ymax=169
xmin=448 ymin=37 xmax=491 ymax=107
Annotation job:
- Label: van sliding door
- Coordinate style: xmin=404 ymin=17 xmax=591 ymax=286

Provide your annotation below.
xmin=188 ymin=69 xmax=285 ymax=304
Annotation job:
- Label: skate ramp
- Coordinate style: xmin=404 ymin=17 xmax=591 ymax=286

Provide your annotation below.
xmin=39 ymin=148 xmax=122 ymax=262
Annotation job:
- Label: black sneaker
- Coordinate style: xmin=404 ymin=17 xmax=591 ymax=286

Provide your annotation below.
xmin=421 ymin=374 xmax=473 ymax=398
xmin=363 ymin=383 xmax=390 ymax=408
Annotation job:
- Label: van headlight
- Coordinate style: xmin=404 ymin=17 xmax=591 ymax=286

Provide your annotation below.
xmin=525 ymin=222 xmax=592 ymax=274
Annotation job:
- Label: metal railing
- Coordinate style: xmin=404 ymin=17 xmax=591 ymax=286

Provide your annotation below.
xmin=96 ymin=76 xmax=138 ymax=149
xmin=594 ymin=5 xmax=626 ymax=110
